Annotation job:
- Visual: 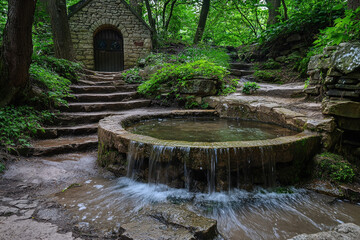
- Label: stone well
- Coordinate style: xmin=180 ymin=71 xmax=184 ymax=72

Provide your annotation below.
xmin=98 ymin=110 xmax=321 ymax=192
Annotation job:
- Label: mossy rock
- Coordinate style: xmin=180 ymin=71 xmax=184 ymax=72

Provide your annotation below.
xmin=314 ymin=152 xmax=356 ymax=183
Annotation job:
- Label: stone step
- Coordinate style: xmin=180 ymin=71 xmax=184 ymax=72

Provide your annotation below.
xmin=60 ymin=99 xmax=151 ymax=112
xmin=230 ymin=69 xmax=255 ymax=77
xmin=83 ymin=69 xmax=123 ymax=77
xmin=85 ymin=74 xmax=122 ymax=82
xmin=70 ymin=92 xmax=138 ymax=102
xmin=28 ymin=135 xmax=98 ymax=156
xmin=238 ymin=83 xmax=305 ymax=98
xmin=78 ymin=79 xmax=124 ymax=86
xmin=230 ymin=63 xmax=253 ymax=70
xmin=56 ymin=108 xmax=149 ymax=125
xmin=38 ymin=124 xmax=98 ymax=139
xmin=70 ymin=84 xmax=138 ymax=94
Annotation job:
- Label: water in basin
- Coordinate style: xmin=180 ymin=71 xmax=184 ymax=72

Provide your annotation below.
xmin=126 ymin=117 xmax=298 ymax=142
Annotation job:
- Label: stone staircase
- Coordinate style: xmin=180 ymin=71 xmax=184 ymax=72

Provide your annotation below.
xmin=229 ymin=62 xmax=255 ymax=77
xmin=28 ymin=70 xmax=151 ymax=156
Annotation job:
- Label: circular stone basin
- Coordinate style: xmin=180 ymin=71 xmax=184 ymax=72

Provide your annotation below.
xmin=98 ymin=110 xmax=321 ymax=192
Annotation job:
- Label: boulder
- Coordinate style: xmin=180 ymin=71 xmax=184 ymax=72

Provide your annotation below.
xmin=119 ymin=204 xmax=218 ymax=240
xmin=180 ymin=77 xmax=217 ymax=97
xmin=332 ymin=42 xmax=360 ymax=74
xmin=289 ymin=223 xmax=360 ymax=240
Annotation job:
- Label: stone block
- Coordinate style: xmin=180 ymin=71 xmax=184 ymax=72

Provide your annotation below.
xmin=322 ymin=100 xmax=360 ymax=118
xmin=337 ymin=116 xmax=360 ymax=131
xmin=326 ymin=89 xmax=359 ymax=98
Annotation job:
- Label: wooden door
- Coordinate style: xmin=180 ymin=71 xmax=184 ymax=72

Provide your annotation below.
xmin=94 ymin=29 xmax=124 ymax=72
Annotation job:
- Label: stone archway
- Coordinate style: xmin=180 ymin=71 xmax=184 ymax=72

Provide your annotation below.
xmin=94 ymin=27 xmax=124 ymax=71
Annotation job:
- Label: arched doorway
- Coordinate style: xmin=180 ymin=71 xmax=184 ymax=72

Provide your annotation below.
xmin=94 ymin=28 xmax=124 ymax=72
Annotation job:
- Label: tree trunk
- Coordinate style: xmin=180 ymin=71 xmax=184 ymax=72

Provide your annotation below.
xmin=164 ymin=0 xmax=177 ymax=31
xmin=266 ymin=0 xmax=281 ymax=26
xmin=348 ymin=0 xmax=360 ymax=10
xmin=0 ymin=0 xmax=37 ymax=107
xmin=194 ymin=0 xmax=211 ymax=44
xmin=46 ymin=0 xmax=74 ymax=60
xmin=281 ymin=0 xmax=288 ymax=20
xmin=130 ymin=0 xmax=143 ymax=16
xmin=144 ymin=0 xmax=157 ymax=47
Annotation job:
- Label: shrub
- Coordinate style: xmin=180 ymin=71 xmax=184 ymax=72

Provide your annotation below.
xmin=261 ymin=59 xmax=281 ymax=70
xmin=0 ymin=106 xmax=53 ymax=148
xmin=242 ymin=82 xmax=260 ymax=94
xmin=122 ymin=67 xmax=143 ymax=84
xmin=142 ymin=46 xmax=230 ymax=69
xmin=30 ymin=63 xmax=72 ymax=107
xmin=138 ymin=60 xmax=229 ymax=97
xmin=316 ymin=152 xmax=355 ymax=183
xmin=176 ymin=46 xmax=230 ymax=68
xmin=32 ymin=55 xmax=82 ymax=83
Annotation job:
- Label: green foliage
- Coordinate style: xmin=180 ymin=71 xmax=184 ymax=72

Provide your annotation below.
xmin=316 ymin=152 xmax=355 ymax=183
xmin=297 ymin=7 xmax=360 ymax=75
xmin=314 ymin=7 xmax=360 ymax=48
xmin=138 ymin=60 xmax=229 ymax=97
xmin=0 ymin=106 xmax=53 ymax=148
xmin=242 ymin=81 xmax=260 ymax=95
xmin=32 ymin=55 xmax=82 ymax=82
xmin=260 ymin=1 xmax=345 ymax=45
xmin=220 ymin=78 xmax=239 ymax=96
xmin=261 ymin=59 xmax=281 ymax=70
xmin=143 ymin=46 xmax=230 ymax=68
xmin=29 ymin=63 xmax=72 ymax=107
xmin=29 ymin=55 xmax=81 ymax=107
xmin=0 ymin=0 xmax=7 ymax=43
xmin=176 ymin=46 xmax=230 ymax=68
xmin=122 ymin=67 xmax=143 ymax=84
xmin=304 ymin=78 xmax=310 ymax=89
xmin=33 ymin=1 xmax=53 ymax=55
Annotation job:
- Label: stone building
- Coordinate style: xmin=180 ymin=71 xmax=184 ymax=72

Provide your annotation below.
xmin=68 ymin=0 xmax=152 ymax=71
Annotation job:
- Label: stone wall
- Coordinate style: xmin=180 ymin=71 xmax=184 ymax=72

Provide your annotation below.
xmin=306 ymin=42 xmax=360 ymax=161
xmin=68 ymin=0 xmax=152 ymax=70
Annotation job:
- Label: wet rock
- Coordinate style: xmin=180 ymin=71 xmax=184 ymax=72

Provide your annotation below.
xmin=119 ymin=204 xmax=218 ymax=240
xmin=305 ymin=180 xmax=343 ymax=197
xmin=148 ymin=204 xmax=218 ymax=239
xmin=0 ymin=215 xmax=77 ymax=240
xmin=74 ymin=222 xmax=90 ymax=232
xmin=36 ymin=208 xmax=62 ymax=221
xmin=339 ymin=184 xmax=360 ymax=202
xmin=0 ymin=206 xmax=19 ymax=216
xmin=120 ymin=215 xmax=195 ymax=240
xmin=289 ymin=223 xmax=360 ymax=240
xmin=322 ymin=100 xmax=360 ymax=118
xmin=332 ymin=42 xmax=360 ymax=74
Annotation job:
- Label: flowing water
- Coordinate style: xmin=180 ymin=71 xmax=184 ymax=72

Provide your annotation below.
xmin=126 ymin=117 xmax=298 ymax=142
xmin=56 ymin=177 xmax=360 ymax=239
